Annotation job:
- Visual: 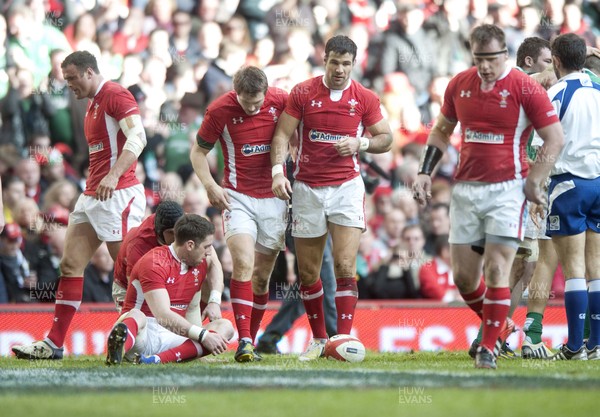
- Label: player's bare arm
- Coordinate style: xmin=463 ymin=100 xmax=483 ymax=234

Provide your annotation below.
xmin=525 ymin=121 xmax=564 ymax=204
xmin=190 ymin=141 xmax=231 ymax=211
xmin=145 ymin=288 xmax=228 ymax=354
xmin=201 ymin=249 xmax=224 ymax=322
xmin=185 ymin=291 xmax=203 ymax=326
xmin=96 ymin=114 xmax=147 ymax=201
xmin=271 ymin=111 xmax=299 ymax=200
xmin=334 ymin=118 xmax=393 ymax=157
xmin=412 ymin=114 xmax=457 ymax=206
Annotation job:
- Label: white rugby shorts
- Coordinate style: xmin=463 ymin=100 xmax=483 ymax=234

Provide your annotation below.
xmin=120 ymin=316 xmax=194 ymax=361
xmin=291 ymin=176 xmax=366 ymax=238
xmin=70 ymin=184 xmax=145 ymax=242
xmin=223 ymin=189 xmax=287 ymax=252
xmin=449 ymin=179 xmax=528 ymax=244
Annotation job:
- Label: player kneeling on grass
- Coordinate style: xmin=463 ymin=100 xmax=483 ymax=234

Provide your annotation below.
xmin=106 ymin=214 xmax=234 ymax=365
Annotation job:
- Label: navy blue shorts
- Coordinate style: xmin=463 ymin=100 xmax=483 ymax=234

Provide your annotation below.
xmin=547 ymin=173 xmax=600 ymax=236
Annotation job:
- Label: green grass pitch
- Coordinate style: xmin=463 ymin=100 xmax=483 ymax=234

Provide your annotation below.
xmin=1 ymin=351 xmax=599 ymax=416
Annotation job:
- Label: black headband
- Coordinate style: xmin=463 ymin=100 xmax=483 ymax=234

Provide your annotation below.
xmin=473 ymin=49 xmax=508 ymax=57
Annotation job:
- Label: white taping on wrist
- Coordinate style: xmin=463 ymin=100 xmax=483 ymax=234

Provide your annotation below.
xmin=359 ymin=137 xmax=370 ymax=151
xmin=207 ymin=290 xmax=222 ymax=305
xmin=188 ymin=324 xmax=203 ymax=341
xmin=271 ymin=164 xmax=284 ymax=178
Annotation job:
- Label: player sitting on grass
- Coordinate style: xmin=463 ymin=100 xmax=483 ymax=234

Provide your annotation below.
xmin=105 ymin=214 xmax=234 ymax=365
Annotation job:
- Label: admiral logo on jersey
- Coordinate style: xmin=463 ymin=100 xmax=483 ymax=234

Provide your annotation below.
xmin=241 ymin=143 xmax=271 ymax=156
xmin=89 ymin=143 xmax=104 ymax=154
xmin=465 ymin=128 xmax=505 ymax=144
xmin=309 ymin=129 xmax=346 ymax=143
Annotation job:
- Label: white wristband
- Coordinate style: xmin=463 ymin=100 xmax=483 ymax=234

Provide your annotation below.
xmin=359 ymin=137 xmax=370 ymax=151
xmin=188 ymin=324 xmax=204 ymax=341
xmin=207 ymin=290 xmax=222 ymax=305
xmin=271 ymin=164 xmax=284 ymax=178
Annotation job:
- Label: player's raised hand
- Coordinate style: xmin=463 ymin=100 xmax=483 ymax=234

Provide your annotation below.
xmin=412 ymin=174 xmax=432 ymax=207
xmin=586 ymin=46 xmax=600 ymax=59
xmin=334 ymin=136 xmax=360 ymax=157
xmin=272 ymin=173 xmax=292 ymax=200
xmin=201 ymin=302 xmax=222 ymax=322
xmin=206 ymin=184 xmax=231 ymax=211
xmin=96 ymin=173 xmax=119 ymax=201
xmin=201 ymin=331 xmax=229 ymax=355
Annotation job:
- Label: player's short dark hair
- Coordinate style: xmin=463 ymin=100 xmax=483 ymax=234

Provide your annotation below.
xmin=325 ymin=35 xmax=357 ymax=62
xmin=61 ymin=50 xmax=100 ymax=74
xmin=233 ymin=66 xmax=268 ymax=96
xmin=469 ymin=24 xmax=506 ymax=50
xmin=551 ymin=33 xmax=586 ymax=71
xmin=154 ymin=200 xmax=184 ymax=238
xmin=516 ymin=37 xmax=550 ymax=69
xmin=174 ymin=214 xmax=215 ymax=245
xmin=585 ymin=55 xmax=600 ymax=77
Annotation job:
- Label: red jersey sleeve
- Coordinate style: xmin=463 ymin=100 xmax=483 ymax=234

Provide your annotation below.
xmin=197 ymin=99 xmax=226 ymax=145
xmin=106 ymin=86 xmax=140 ymax=121
xmin=273 ymin=87 xmax=289 ymax=111
xmin=519 ymin=75 xmax=559 ymax=130
xmin=440 ymin=76 xmax=459 ymax=122
xmin=361 ymin=88 xmax=384 ymax=127
xmin=285 ymin=82 xmax=307 ymax=120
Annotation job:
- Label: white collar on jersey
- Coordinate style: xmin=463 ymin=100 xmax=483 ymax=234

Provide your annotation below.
xmin=322 ymin=76 xmax=352 ymax=102
xmin=168 ymin=244 xmax=189 ymax=274
xmin=558 ymin=71 xmax=591 ymax=84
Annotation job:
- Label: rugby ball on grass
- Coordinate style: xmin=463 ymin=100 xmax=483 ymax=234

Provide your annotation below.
xmin=323 ymin=334 xmax=366 ymax=363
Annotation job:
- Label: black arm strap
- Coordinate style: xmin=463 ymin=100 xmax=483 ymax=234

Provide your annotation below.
xmin=418 ymin=145 xmax=444 ymax=176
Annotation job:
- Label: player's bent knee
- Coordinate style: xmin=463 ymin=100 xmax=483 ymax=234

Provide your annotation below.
xmin=120 ymin=309 xmax=147 ymax=330
xmin=207 ymin=318 xmax=235 ymax=341
xmin=298 ymin=273 xmax=320 ymax=286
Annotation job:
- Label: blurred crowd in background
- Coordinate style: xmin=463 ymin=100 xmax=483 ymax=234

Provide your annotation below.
xmin=2 ymin=0 xmax=596 ymax=303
